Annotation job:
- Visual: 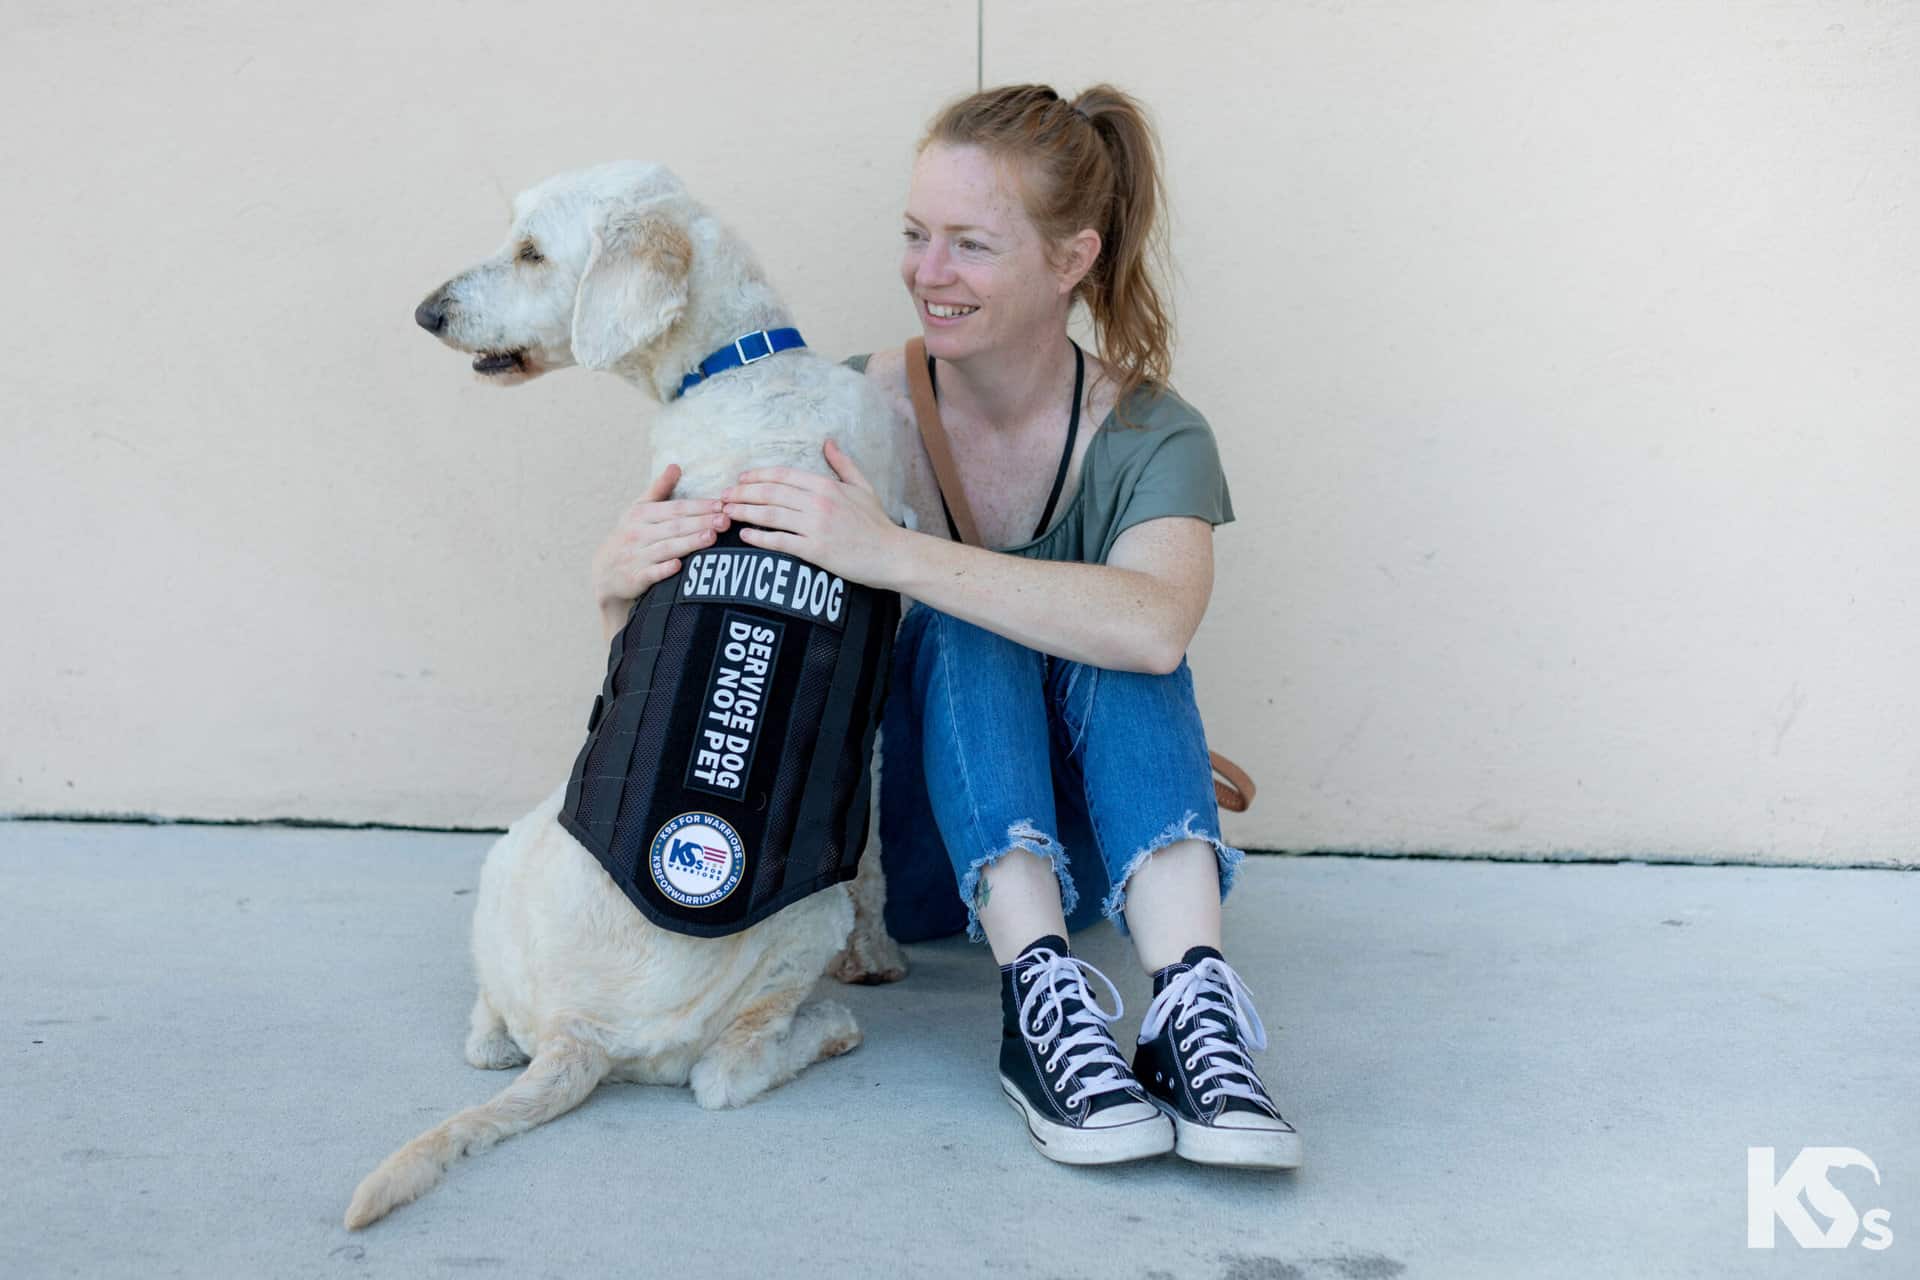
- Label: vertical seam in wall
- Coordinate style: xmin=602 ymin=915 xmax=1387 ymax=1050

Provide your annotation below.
xmin=976 ymin=0 xmax=983 ymax=90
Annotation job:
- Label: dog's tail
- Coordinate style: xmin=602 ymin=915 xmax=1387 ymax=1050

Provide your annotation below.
xmin=344 ymin=1027 xmax=612 ymax=1230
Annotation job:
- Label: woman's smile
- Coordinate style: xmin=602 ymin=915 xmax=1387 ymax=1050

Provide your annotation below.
xmin=923 ymin=299 xmax=980 ymax=323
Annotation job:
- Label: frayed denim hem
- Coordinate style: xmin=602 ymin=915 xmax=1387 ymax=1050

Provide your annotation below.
xmin=956 ymin=821 xmax=1078 ymax=944
xmin=1099 ymin=811 xmax=1247 ymax=939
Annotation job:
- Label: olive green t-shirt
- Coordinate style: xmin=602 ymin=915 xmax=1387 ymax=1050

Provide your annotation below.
xmin=844 ymin=353 xmax=1234 ymax=565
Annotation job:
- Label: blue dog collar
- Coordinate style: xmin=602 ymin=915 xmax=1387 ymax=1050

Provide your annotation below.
xmin=674 ymin=328 xmax=806 ymax=399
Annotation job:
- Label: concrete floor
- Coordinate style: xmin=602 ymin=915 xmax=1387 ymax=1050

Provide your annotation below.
xmin=2 ymin=819 xmax=1913 ymax=1279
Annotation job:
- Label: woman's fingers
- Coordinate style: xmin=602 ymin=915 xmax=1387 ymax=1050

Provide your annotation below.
xmin=736 ymin=527 xmax=796 ymax=554
xmin=822 ymin=439 xmax=875 ymax=493
xmin=732 ymin=466 xmax=831 ymax=493
xmin=651 ymin=527 xmax=720 ymax=561
xmin=634 ymin=497 xmax=724 ymax=523
xmin=719 ymin=501 xmax=798 ymax=531
xmin=720 ymin=482 xmax=813 ymax=512
xmin=641 ymin=462 xmax=682 ymax=504
xmin=646 ymin=512 xmax=728 ymax=542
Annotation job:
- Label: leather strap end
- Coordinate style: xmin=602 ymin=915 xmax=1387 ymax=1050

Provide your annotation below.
xmin=1210 ymin=750 xmax=1255 ymax=813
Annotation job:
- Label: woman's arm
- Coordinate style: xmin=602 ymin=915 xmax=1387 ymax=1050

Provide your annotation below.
xmin=893 ymin=516 xmax=1212 ymax=674
xmin=720 ymin=441 xmax=1213 ymax=674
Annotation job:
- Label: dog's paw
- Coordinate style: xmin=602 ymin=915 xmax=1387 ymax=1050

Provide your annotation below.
xmin=798 ymin=999 xmax=862 ymax=1060
xmin=689 ymin=1054 xmax=751 ymax=1111
xmin=826 ymin=930 xmax=909 ymax=985
xmin=464 ymin=1026 xmax=531 ymax=1070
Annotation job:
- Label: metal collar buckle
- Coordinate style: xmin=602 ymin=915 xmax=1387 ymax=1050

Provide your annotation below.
xmin=733 ymin=331 xmax=774 ymax=364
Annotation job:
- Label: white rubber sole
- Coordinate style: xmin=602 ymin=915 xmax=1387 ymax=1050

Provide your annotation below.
xmin=1157 ymin=1101 xmax=1305 ymax=1170
xmin=998 ymin=1077 xmax=1176 ymax=1165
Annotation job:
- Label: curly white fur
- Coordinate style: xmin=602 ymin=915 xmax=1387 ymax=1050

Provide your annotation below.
xmin=348 ymin=163 xmax=913 ymax=1231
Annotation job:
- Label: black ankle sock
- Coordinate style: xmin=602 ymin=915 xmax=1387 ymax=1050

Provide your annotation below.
xmin=1150 ymin=944 xmax=1225 ymax=994
xmin=1003 ymin=933 xmax=1070 ymax=968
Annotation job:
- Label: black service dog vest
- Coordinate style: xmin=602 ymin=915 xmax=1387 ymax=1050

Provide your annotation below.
xmin=558 ymin=527 xmax=898 ymax=937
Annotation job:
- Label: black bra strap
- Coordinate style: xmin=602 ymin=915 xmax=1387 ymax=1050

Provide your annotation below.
xmin=925 ymin=341 xmax=1084 ymax=543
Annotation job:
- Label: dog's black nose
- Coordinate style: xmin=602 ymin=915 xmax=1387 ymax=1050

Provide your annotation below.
xmin=415 ymin=298 xmax=447 ymax=333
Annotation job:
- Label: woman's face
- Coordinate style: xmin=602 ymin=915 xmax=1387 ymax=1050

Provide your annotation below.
xmin=900 ymin=143 xmax=1074 ymax=362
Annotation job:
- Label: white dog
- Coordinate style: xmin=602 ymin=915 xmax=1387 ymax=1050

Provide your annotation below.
xmin=346 ymin=162 xmax=914 ymax=1230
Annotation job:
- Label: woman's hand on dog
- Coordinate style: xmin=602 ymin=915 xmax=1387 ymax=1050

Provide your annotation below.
xmin=721 ymin=440 xmax=905 ymax=588
xmin=593 ymin=463 xmax=731 ymax=626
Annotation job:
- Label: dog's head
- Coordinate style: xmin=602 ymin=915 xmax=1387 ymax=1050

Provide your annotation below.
xmin=413 ymin=162 xmax=697 ymax=387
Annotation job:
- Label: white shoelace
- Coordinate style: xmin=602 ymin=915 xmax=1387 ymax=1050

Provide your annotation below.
xmin=1137 ymin=957 xmax=1277 ymax=1112
xmin=1014 ymin=950 xmax=1139 ymax=1110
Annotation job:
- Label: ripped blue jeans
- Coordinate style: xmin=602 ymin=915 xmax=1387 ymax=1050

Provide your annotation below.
xmin=877 ymin=603 xmax=1245 ymax=944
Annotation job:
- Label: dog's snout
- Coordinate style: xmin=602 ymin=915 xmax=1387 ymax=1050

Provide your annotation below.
xmin=414 ymin=296 xmax=448 ymax=334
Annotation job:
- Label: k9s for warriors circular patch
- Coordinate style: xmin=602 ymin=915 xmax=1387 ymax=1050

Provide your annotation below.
xmin=649 ymin=812 xmax=747 ymax=908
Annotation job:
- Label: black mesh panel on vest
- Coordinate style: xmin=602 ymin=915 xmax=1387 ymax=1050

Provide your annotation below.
xmin=557 ymin=525 xmax=898 ymax=938
xmin=603 ymin=602 xmax=699 ymax=878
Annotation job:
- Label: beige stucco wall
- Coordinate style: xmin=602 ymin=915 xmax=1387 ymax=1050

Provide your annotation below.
xmin=4 ymin=2 xmax=1915 ymax=866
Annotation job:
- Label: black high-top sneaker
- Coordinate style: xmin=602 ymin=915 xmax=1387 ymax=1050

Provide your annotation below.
xmin=998 ymin=935 xmax=1175 ymax=1165
xmin=1133 ymin=945 xmax=1303 ymax=1169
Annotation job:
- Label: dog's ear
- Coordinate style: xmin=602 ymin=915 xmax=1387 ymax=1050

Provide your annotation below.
xmin=570 ymin=207 xmax=693 ymax=371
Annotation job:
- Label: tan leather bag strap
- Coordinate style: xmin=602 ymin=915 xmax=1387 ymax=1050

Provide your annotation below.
xmin=901 ymin=337 xmax=1255 ymax=814
xmin=903 ymin=337 xmax=982 ymax=548
xmin=1209 ymin=750 xmax=1255 ymax=813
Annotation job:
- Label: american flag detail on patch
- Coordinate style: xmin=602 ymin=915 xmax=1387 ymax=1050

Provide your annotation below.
xmin=667 ymin=837 xmax=730 ymax=879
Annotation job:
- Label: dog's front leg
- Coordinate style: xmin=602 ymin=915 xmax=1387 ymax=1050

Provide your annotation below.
xmin=828 ymin=842 xmax=909 ymax=984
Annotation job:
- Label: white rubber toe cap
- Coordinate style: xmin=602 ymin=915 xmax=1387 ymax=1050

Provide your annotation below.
xmin=1211 ymin=1109 xmax=1297 ymax=1133
xmin=1085 ymin=1099 xmax=1165 ymax=1129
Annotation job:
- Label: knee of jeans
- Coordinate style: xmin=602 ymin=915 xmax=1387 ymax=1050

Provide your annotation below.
xmin=955 ymin=820 xmax=1079 ymax=945
xmin=921 ymin=608 xmax=1038 ymax=671
xmin=1098 ymin=813 xmax=1247 ymax=939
